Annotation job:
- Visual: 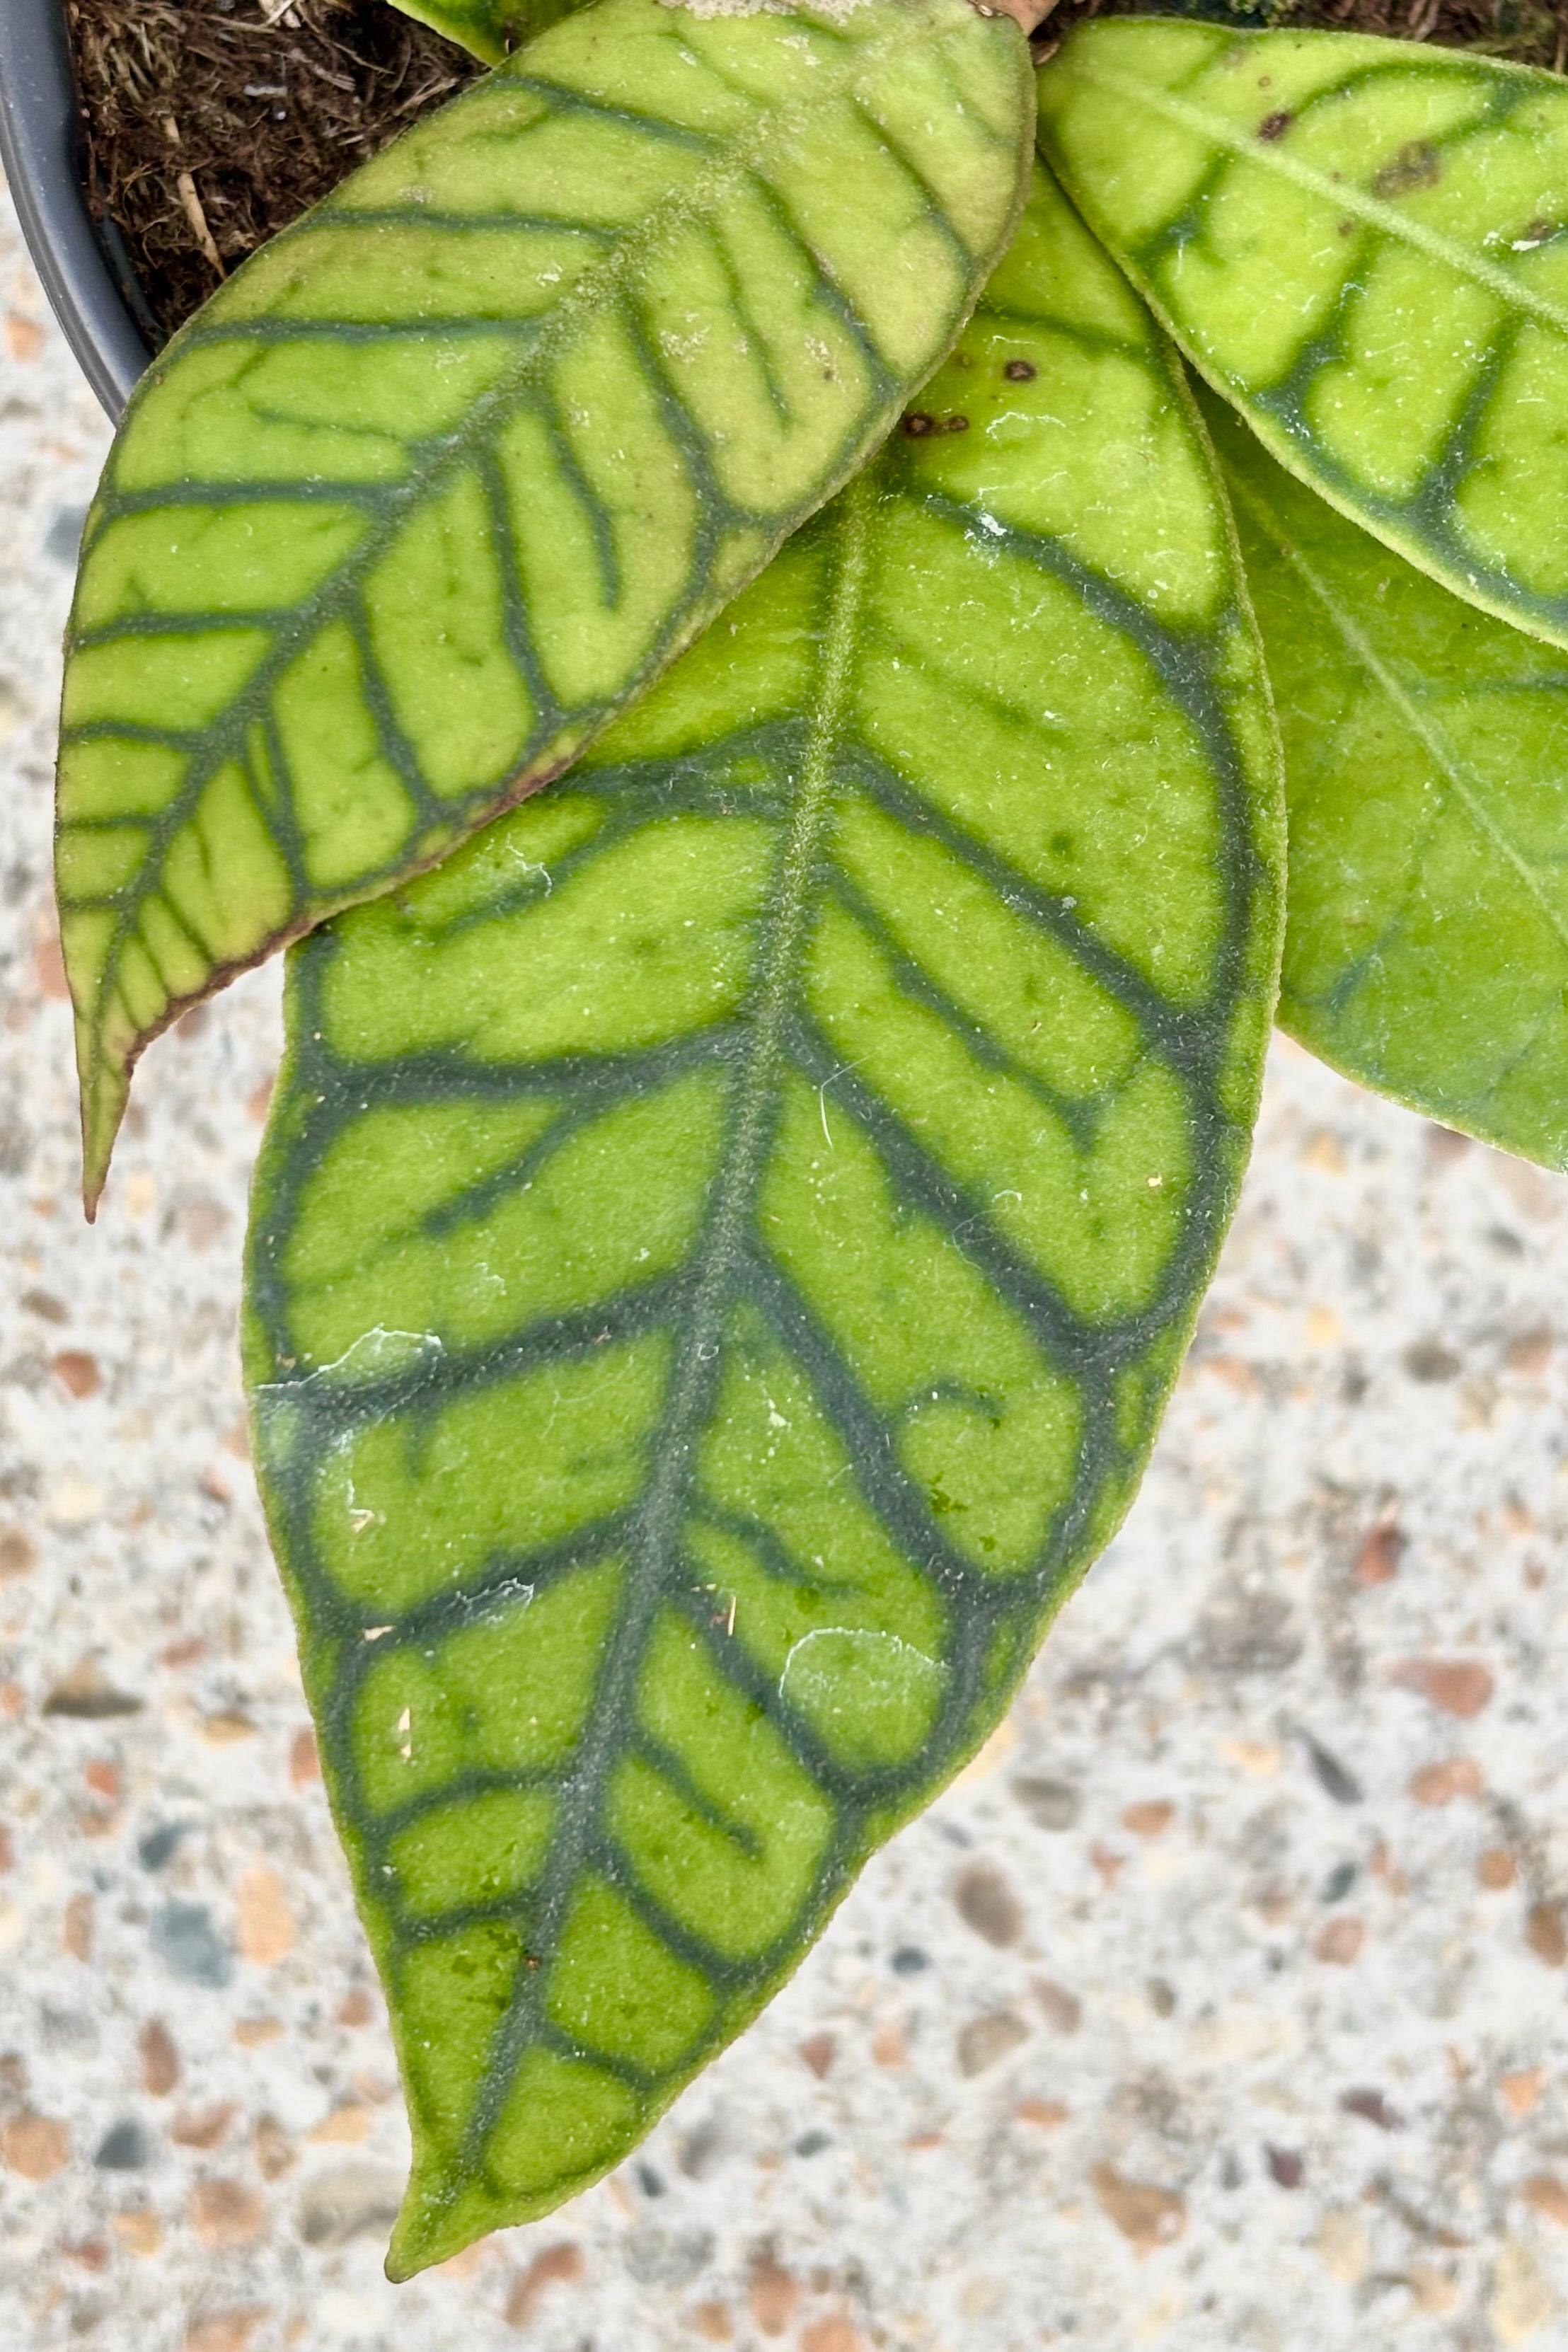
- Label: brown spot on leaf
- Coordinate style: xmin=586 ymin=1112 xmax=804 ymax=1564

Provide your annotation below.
xmin=1373 ymin=139 xmax=1442 ymax=197
xmin=1003 ymin=358 xmax=1037 ymax=381
xmin=505 ymin=2243 xmax=584 ymax=2329
xmin=1091 ymin=2162 xmax=1186 ymax=2249
xmin=1389 ymin=1657 xmax=1493 ymax=1719
xmin=1258 ymin=110 xmax=1292 ymax=141
xmin=903 ymin=414 xmax=936 ymax=437
xmin=953 ymin=1860 xmax=1025 ymax=1946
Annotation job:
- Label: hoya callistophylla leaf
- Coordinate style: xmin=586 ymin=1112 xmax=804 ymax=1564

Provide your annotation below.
xmin=244 ymin=163 xmax=1282 ymax=2276
xmin=1202 ymin=391 xmax=1568 ymax=1170
xmin=388 ymin=0 xmax=577 ymax=68
xmin=57 ymin=0 xmax=1033 ymax=1216
xmin=1037 ymin=21 xmax=1568 ymax=652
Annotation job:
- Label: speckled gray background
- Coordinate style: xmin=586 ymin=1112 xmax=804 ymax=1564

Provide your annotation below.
xmin=7 ymin=173 xmax=1568 ymax=2352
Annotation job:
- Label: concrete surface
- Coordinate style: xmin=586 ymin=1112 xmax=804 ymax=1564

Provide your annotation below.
xmin=5 ymin=173 xmax=1568 ymax=2352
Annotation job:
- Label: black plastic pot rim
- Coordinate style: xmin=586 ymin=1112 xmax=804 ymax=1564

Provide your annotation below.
xmin=0 ymin=0 xmax=150 ymax=422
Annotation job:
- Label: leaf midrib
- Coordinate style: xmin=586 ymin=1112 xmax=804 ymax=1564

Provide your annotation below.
xmin=444 ymin=477 xmax=874 ymax=2201
xmin=1066 ymin=52 xmax=1568 ymax=342
xmin=1228 ymin=465 xmax=1568 ymax=964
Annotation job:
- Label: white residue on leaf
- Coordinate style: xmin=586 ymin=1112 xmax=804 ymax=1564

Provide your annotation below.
xmin=779 ymin=1625 xmax=945 ymax=1719
xmin=283 ymin=1327 xmax=446 ymax=1392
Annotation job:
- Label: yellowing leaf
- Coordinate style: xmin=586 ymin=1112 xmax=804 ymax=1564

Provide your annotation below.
xmin=1039 ymin=20 xmax=1568 ymax=647
xmin=58 ymin=0 xmax=1032 ymax=1210
xmin=243 ymin=166 xmax=1282 ymax=2278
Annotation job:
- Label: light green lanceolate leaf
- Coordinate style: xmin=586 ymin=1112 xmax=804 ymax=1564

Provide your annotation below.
xmin=243 ymin=164 xmax=1283 ymax=2278
xmin=387 ymin=0 xmax=577 ymax=68
xmin=57 ymin=0 xmax=1032 ymax=1214
xmin=1037 ymin=19 xmax=1568 ymax=652
xmin=1204 ymin=388 xmax=1568 ymax=1170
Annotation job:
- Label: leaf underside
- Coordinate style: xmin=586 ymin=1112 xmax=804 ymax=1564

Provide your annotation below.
xmin=1037 ymin=20 xmax=1568 ymax=652
xmin=388 ymin=0 xmax=576 ymax=67
xmin=56 ymin=0 xmax=1032 ymax=1211
xmin=1205 ymin=391 xmax=1568 ymax=1172
xmin=244 ymin=163 xmax=1282 ymax=2278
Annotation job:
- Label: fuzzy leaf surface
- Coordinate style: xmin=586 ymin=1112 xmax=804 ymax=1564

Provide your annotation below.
xmin=243 ymin=166 xmax=1282 ymax=2278
xmin=57 ymin=0 xmax=1032 ymax=1211
xmin=1038 ymin=20 xmax=1568 ymax=649
xmin=1205 ymin=391 xmax=1568 ymax=1169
